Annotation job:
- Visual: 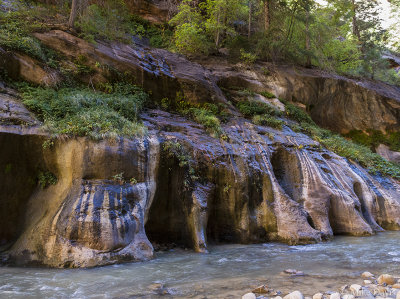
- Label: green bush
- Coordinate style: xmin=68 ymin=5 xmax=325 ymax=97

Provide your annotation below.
xmin=283 ymin=101 xmax=315 ymax=125
xmin=259 ymin=91 xmax=276 ymax=99
xmin=252 ymin=115 xmax=284 ymax=130
xmin=236 ymin=100 xmax=281 ymax=118
xmin=344 ymin=130 xmax=400 ymax=152
xmin=0 ymin=10 xmax=50 ymax=61
xmin=38 ymin=171 xmax=58 ymax=189
xmin=21 ymin=84 xmax=148 ymax=139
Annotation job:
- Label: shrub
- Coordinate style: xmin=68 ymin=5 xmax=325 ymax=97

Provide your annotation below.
xmin=260 ymin=91 xmax=276 ymax=99
xmin=240 ymin=49 xmax=257 ymax=65
xmin=252 ymin=115 xmax=284 ymax=130
xmin=21 ymin=84 xmax=148 ymax=139
xmin=38 ymin=171 xmax=58 ymax=189
xmin=236 ymin=101 xmax=281 ymax=118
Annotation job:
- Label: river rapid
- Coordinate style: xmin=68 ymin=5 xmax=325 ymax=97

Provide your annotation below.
xmin=1 ymin=232 xmax=399 ymax=299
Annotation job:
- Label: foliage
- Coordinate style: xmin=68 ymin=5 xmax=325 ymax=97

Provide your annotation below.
xmin=344 ymin=130 xmax=400 ymax=152
xmin=259 ymin=91 xmax=276 ymax=99
xmin=240 ymin=49 xmax=257 ymax=64
xmin=163 ymin=140 xmax=198 ymax=186
xmin=20 ymin=83 xmax=148 ymax=139
xmin=252 ymin=114 xmax=284 ymax=129
xmin=236 ymin=100 xmax=281 ymax=118
xmin=38 ymin=171 xmax=58 ymax=189
xmin=169 ymin=0 xmax=246 ymax=54
xmin=0 ymin=8 xmax=59 ymax=65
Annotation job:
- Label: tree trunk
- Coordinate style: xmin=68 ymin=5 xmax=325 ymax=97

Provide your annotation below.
xmin=248 ymin=0 xmax=252 ymax=38
xmin=68 ymin=0 xmax=79 ymax=28
xmin=305 ymin=9 xmax=311 ymax=68
xmin=264 ymin=0 xmax=270 ymax=31
xmin=351 ymin=0 xmax=361 ymax=41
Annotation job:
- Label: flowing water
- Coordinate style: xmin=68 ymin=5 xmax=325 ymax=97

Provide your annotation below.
xmin=1 ymin=232 xmax=399 ymax=299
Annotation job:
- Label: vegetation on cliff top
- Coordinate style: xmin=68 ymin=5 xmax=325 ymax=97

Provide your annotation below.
xmin=21 ymin=83 xmax=148 ymax=139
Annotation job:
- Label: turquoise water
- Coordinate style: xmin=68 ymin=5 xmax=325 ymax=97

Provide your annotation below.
xmin=0 ymin=232 xmax=399 ymax=298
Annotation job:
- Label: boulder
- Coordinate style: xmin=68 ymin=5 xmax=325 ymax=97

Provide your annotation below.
xmin=350 ymin=284 xmax=362 ymax=293
xmin=378 ymin=274 xmax=396 ymax=285
xmin=329 ymin=293 xmax=341 ymax=299
xmin=284 ymin=291 xmax=304 ymax=299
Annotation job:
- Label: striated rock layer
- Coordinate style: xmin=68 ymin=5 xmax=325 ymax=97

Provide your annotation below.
xmin=1 ymin=88 xmax=400 ymax=267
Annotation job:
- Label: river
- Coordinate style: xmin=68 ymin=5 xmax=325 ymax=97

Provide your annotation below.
xmin=1 ymin=232 xmax=399 ymax=298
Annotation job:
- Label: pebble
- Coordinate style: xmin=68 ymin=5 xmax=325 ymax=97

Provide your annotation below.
xmin=284 ymin=269 xmax=305 ymax=276
xmin=362 ymin=272 xmax=375 ymax=279
xmin=313 ymin=293 xmax=324 ymax=299
xmin=377 ymin=274 xmax=396 ymax=285
xmin=342 ymin=295 xmax=354 ymax=299
xmin=283 ymin=291 xmax=305 ymax=299
xmin=364 ymin=280 xmax=373 ymax=285
xmin=242 ymin=293 xmax=257 ymax=299
xmin=329 ymin=292 xmax=341 ymax=299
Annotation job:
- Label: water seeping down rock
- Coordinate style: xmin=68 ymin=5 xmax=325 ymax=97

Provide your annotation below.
xmin=1 ymin=31 xmax=400 ymax=268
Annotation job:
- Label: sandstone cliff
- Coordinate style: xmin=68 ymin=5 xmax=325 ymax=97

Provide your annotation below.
xmin=0 ymin=31 xmax=400 ymax=268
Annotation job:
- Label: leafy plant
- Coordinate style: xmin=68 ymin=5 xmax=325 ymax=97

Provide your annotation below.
xmin=252 ymin=115 xmax=284 ymax=130
xmin=38 ymin=171 xmax=58 ymax=189
xmin=112 ymin=172 xmax=125 ymax=184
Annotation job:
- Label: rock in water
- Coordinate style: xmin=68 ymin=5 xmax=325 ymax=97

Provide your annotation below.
xmin=284 ymin=291 xmax=305 ymax=299
xmin=252 ymin=285 xmax=269 ymax=294
xmin=362 ymin=272 xmax=375 ymax=279
xmin=350 ymin=284 xmax=362 ymax=293
xmin=242 ymin=293 xmax=257 ymax=299
xmin=377 ymin=274 xmax=396 ymax=285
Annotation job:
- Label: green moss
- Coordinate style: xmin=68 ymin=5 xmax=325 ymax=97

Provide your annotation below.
xmin=259 ymin=91 xmax=276 ymax=99
xmin=252 ymin=115 xmax=284 ymax=130
xmin=20 ymin=83 xmax=148 ymax=139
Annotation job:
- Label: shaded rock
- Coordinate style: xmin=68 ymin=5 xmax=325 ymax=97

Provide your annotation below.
xmin=284 ymin=291 xmax=304 ymax=299
xmin=378 ymin=274 xmax=396 ymax=285
xmin=0 ymin=48 xmax=60 ymax=86
xmin=33 ymin=30 xmax=226 ymax=106
xmin=376 ymin=144 xmax=400 ymax=164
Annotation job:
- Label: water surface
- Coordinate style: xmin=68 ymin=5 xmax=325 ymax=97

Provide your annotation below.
xmin=1 ymin=232 xmax=399 ymax=298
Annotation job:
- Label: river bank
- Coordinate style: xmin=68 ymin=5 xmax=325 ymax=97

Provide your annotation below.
xmin=243 ymin=272 xmax=400 ymax=299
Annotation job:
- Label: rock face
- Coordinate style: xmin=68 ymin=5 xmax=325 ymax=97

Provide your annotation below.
xmin=1 ymin=31 xmax=400 ymax=268
xmin=205 ymin=60 xmax=400 ymax=134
